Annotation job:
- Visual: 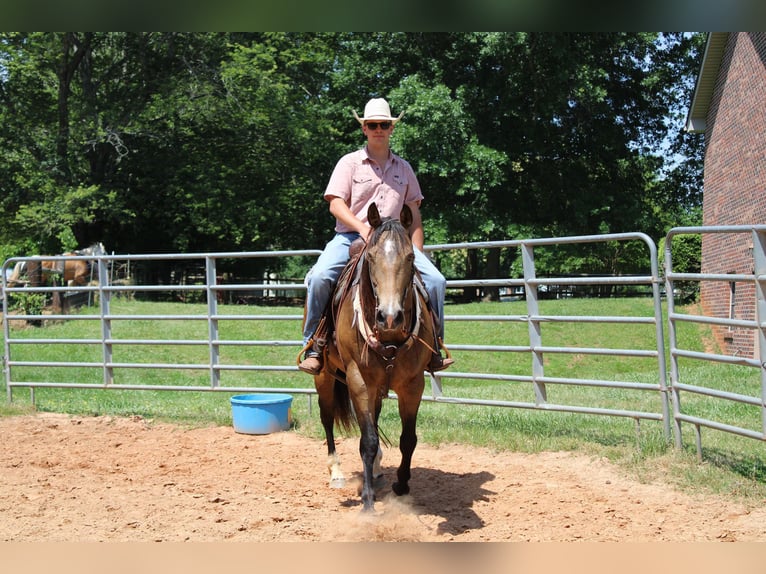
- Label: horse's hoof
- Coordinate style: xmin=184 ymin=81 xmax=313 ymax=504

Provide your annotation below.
xmin=391 ymin=481 xmax=410 ymax=496
xmin=329 ymin=477 xmax=346 ymax=489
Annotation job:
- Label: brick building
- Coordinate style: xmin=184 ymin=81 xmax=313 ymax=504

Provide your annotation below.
xmin=686 ymin=32 xmax=766 ymax=358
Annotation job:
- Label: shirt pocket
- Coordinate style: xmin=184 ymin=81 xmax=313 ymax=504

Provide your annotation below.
xmin=352 ymin=176 xmax=376 ymax=200
xmin=389 ymin=172 xmax=409 ymax=194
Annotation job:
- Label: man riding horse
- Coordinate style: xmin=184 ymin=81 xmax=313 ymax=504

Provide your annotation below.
xmin=299 ymin=98 xmax=453 ymax=375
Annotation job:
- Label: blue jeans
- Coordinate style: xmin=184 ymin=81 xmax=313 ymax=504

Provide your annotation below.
xmin=303 ymin=232 xmax=446 ymax=345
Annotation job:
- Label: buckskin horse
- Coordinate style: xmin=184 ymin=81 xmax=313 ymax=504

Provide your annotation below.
xmin=310 ymin=203 xmax=436 ymax=512
xmin=7 ymin=242 xmax=105 ymax=287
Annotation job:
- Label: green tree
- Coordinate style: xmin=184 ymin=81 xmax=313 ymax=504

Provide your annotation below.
xmin=0 ymin=32 xmax=704 ymax=289
xmin=320 ymin=33 xmax=704 ymax=296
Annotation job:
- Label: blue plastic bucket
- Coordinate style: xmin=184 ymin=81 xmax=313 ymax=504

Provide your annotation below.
xmin=230 ymin=393 xmax=293 ymax=435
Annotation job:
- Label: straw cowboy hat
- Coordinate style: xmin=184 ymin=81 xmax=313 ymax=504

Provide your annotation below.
xmin=352 ymin=98 xmax=404 ymax=125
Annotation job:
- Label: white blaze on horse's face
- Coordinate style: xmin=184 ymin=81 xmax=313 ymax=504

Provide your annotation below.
xmin=382 ymin=238 xmax=397 ymax=258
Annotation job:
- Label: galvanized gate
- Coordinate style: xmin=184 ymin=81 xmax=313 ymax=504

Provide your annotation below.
xmin=425 ymin=233 xmax=669 ymax=441
xmin=2 ymin=233 xmax=672 ymax=443
xmin=664 ymin=225 xmax=766 ymax=456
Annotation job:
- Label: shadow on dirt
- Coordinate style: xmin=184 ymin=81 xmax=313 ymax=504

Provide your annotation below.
xmin=337 ymin=464 xmax=496 ymax=536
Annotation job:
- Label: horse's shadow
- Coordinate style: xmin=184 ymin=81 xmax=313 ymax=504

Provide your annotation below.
xmin=340 ymin=465 xmax=496 ymax=537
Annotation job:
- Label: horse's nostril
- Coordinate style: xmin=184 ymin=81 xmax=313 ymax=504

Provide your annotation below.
xmin=376 ymin=308 xmax=404 ymax=329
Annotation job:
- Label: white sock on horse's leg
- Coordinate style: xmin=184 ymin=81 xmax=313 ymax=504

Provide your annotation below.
xmin=328 ymin=452 xmax=346 ymax=488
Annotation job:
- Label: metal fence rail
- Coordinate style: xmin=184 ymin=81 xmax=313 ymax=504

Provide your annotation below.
xmin=664 ymin=225 xmax=766 ymax=456
xmin=2 ymin=250 xmax=321 ymax=400
xmin=427 ymin=234 xmax=670 ymax=441
xmin=2 ymin=233 xmax=671 ymax=443
xmin=6 ymin=229 xmax=766 ymax=453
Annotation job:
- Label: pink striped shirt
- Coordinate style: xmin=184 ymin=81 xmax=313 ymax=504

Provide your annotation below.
xmin=324 ymin=147 xmax=423 ymax=233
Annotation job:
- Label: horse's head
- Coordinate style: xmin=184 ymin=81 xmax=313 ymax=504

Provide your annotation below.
xmin=73 ymin=242 xmax=106 ymax=257
xmin=88 ymin=242 xmax=106 ymax=256
xmin=365 ymin=202 xmax=415 ymax=342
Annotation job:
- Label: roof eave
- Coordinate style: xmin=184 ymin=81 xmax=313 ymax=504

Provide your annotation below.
xmin=685 ymin=32 xmax=729 ymax=134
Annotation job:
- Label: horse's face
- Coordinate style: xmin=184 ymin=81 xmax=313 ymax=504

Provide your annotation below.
xmin=366 ymin=203 xmax=415 ymax=341
xmin=85 ymin=242 xmax=106 ymax=256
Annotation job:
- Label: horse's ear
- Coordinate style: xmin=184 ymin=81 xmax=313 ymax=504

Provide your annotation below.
xmin=400 ymin=204 xmax=413 ymax=229
xmin=368 ymin=202 xmax=382 ymax=229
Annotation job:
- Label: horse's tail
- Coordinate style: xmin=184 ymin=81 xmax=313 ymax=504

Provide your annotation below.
xmin=7 ymin=261 xmax=26 ymax=285
xmin=332 ymin=376 xmax=355 ymax=434
xmin=330 ymin=372 xmax=393 ymax=446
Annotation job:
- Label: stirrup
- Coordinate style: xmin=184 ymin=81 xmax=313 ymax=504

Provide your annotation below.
xmin=428 ymin=352 xmax=454 ymax=373
xmin=427 ymin=337 xmax=453 ymax=373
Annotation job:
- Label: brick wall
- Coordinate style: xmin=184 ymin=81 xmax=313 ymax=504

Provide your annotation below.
xmin=701 ymin=33 xmax=766 ymax=358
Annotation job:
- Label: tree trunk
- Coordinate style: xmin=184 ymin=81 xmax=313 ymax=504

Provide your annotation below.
xmin=56 ymin=32 xmax=92 ymax=184
xmin=482 ymin=248 xmax=501 ymax=302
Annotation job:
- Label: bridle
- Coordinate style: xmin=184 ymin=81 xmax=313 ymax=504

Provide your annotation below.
xmin=355 ymin=230 xmax=428 ymax=370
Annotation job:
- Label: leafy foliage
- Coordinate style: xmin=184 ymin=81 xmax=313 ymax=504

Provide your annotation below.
xmin=0 ymin=33 xmax=704 ymax=286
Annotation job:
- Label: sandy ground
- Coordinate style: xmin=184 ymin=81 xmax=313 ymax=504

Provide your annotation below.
xmin=1 ymin=412 xmax=764 ymax=542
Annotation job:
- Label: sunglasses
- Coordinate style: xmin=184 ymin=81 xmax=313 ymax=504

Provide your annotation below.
xmin=365 ymin=121 xmax=392 ymax=130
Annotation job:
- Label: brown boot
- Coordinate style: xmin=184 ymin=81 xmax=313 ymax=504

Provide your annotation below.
xmin=298 ymin=349 xmax=323 ymax=375
xmin=427 ymin=352 xmax=454 ymax=373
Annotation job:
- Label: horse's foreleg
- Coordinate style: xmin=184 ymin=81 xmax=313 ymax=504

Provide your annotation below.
xmin=392 ymin=387 xmax=423 ymax=497
xmin=344 ymin=364 xmax=380 ymax=512
xmin=392 ymin=417 xmax=417 ymax=496
xmin=358 ymin=416 xmax=380 ymax=512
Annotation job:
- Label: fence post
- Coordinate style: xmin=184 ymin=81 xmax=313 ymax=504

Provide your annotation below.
xmin=664 ymin=232 xmax=684 ymax=448
xmin=2 ymin=264 xmax=10 ymax=402
xmin=98 ymin=258 xmax=114 ymax=386
xmin=206 ymin=256 xmax=220 ymax=388
xmin=647 ymin=234 xmax=672 ymax=443
xmin=522 ymin=242 xmax=547 ymax=404
xmin=752 ymin=230 xmax=766 ymax=437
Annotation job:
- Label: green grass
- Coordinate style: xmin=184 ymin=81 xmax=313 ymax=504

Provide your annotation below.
xmin=3 ymin=297 xmax=766 ymax=504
